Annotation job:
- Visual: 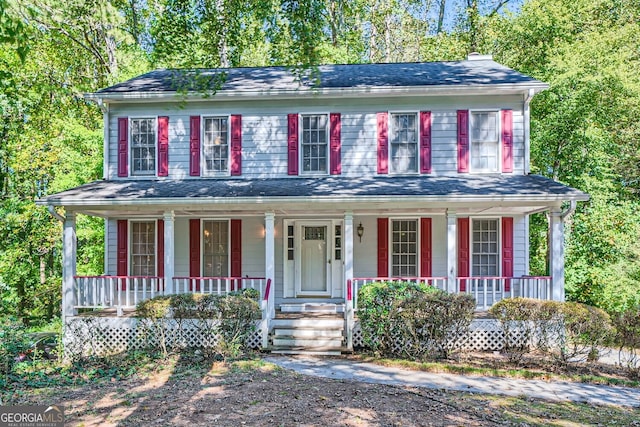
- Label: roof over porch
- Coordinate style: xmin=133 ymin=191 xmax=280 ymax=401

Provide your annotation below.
xmin=37 ymin=174 xmax=589 ymax=218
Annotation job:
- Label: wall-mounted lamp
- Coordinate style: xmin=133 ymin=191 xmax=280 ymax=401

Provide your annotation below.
xmin=357 ymin=222 xmax=364 ymax=243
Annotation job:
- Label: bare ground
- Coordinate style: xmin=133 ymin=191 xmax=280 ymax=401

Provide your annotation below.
xmin=7 ymin=355 xmax=640 ymax=427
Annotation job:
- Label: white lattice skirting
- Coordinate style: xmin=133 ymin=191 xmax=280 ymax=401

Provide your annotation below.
xmin=65 ymin=317 xmax=525 ymax=357
xmin=352 ymin=319 xmax=527 ymax=352
xmin=64 ymin=317 xmax=263 ymax=357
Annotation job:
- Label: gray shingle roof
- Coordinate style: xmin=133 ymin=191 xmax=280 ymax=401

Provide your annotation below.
xmin=41 ymin=175 xmax=588 ymax=205
xmin=95 ymin=60 xmax=545 ymax=95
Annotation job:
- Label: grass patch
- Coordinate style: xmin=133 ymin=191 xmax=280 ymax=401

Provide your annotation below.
xmin=355 ymin=354 xmax=640 ymax=388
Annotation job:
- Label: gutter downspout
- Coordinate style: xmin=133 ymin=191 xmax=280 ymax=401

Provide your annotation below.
xmin=561 ymin=200 xmax=577 ymax=220
xmin=524 ymin=88 xmax=535 ymax=175
xmin=48 ymin=205 xmax=65 ymax=223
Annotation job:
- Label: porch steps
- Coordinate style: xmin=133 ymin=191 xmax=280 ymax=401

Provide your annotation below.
xmin=269 ymin=307 xmax=346 ymax=355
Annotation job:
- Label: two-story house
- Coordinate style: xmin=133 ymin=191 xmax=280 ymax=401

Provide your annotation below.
xmin=39 ymin=54 xmax=588 ymax=353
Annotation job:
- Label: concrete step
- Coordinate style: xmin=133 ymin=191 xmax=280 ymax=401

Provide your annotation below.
xmin=271 ymin=318 xmax=344 ymax=329
xmin=272 ymin=337 xmax=343 ymax=348
xmin=280 ymin=303 xmax=344 ymax=313
xmin=273 ymin=328 xmax=343 ymax=338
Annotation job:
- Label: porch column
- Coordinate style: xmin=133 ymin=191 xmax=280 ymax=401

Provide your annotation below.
xmin=550 ymin=208 xmax=565 ymax=301
xmin=62 ymin=212 xmax=77 ymax=321
xmin=163 ymin=210 xmax=175 ymax=294
xmin=446 ymin=209 xmax=457 ymax=293
xmin=265 ymin=212 xmax=275 ymax=315
xmin=343 ymin=212 xmax=354 ymax=295
xmin=344 ymin=212 xmax=354 ymax=350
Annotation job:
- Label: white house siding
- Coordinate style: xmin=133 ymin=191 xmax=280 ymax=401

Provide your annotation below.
xmin=106 ymin=95 xmax=526 ymax=180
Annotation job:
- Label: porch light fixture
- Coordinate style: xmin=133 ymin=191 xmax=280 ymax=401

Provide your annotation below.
xmin=357 ymin=222 xmax=364 ymax=243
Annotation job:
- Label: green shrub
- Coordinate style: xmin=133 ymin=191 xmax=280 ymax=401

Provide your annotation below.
xmin=611 ymin=306 xmax=640 ymax=377
xmin=553 ymin=302 xmax=613 ymax=363
xmin=358 ymin=281 xmax=474 ymax=359
xmin=358 ymin=281 xmax=436 ymax=355
xmin=229 ymin=287 xmax=260 ymax=300
xmin=490 ymin=298 xmax=542 ymax=363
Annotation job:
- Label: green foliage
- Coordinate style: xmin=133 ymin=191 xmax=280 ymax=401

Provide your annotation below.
xmin=490 ymin=298 xmax=541 ymax=363
xmin=611 ymin=307 xmax=640 ymax=377
xmin=358 ymin=281 xmax=474 ymax=360
xmin=0 ymin=317 xmax=28 ymax=381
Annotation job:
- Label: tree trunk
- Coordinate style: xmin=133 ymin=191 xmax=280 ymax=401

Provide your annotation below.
xmin=437 ymin=0 xmax=446 ymax=34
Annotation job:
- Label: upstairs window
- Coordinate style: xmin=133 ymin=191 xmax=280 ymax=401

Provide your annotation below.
xmin=203 ymin=116 xmax=229 ymax=175
xmin=301 ymin=114 xmax=328 ymax=174
xmin=131 ymin=118 xmax=156 ymax=176
xmin=390 ymin=113 xmax=418 ymax=173
xmin=470 ymin=111 xmax=499 ymax=172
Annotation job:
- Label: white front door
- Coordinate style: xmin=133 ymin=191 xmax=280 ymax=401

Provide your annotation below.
xmin=297 ymin=223 xmax=331 ymax=296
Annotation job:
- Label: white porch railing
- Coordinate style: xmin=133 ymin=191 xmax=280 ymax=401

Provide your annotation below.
xmin=73 ymin=276 xmax=266 ymax=311
xmin=349 ymin=276 xmax=552 ymax=311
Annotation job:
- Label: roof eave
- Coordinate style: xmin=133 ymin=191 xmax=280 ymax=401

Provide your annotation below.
xmin=36 ymin=192 xmax=590 ymax=208
xmin=84 ymin=82 xmax=549 ymax=104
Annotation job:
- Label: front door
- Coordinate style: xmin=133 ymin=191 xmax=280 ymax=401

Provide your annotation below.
xmin=298 ymin=223 xmax=330 ymax=295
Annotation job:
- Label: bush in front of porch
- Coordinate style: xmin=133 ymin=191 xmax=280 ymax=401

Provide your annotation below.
xmin=357 ymin=281 xmax=475 ymax=360
xmin=136 ymin=289 xmax=260 ymax=359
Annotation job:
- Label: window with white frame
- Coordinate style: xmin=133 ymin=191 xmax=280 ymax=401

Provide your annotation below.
xmin=390 ymin=113 xmax=418 ymax=173
xmin=203 ymin=220 xmax=229 ymax=276
xmin=470 ymin=111 xmax=499 ymax=171
xmin=391 ymin=219 xmax=418 ymax=277
xmin=472 ymin=219 xmax=499 ymax=276
xmin=203 ymin=116 xmax=229 ymax=174
xmin=301 ymin=114 xmax=328 ymax=173
xmin=130 ymin=221 xmax=156 ymax=276
xmin=131 ymin=118 xmax=156 ymax=175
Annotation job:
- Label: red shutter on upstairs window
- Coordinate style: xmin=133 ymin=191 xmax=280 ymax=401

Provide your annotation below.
xmin=419 ymin=111 xmax=432 ymax=174
xmin=157 ymin=219 xmax=165 ymax=291
xmin=189 ymin=116 xmax=201 ymax=176
xmin=457 ymin=110 xmax=469 ymax=173
xmin=501 ymin=109 xmax=513 ymax=173
xmin=287 ymin=114 xmax=299 ymax=175
xmin=117 ymin=118 xmax=128 ymax=177
xmin=502 ymin=217 xmax=514 ymax=292
xmin=377 ymin=218 xmax=389 ymax=277
xmin=457 ymin=218 xmax=470 ymax=291
xmin=420 ymin=218 xmax=432 ymax=277
xmin=189 ymin=219 xmax=201 ymax=291
xmin=377 ymin=112 xmax=388 ymax=174
xmin=117 ymin=220 xmax=128 ymax=290
xmin=230 ymin=219 xmax=242 ymax=290
xmin=158 ymin=116 xmax=169 ymax=176
xmin=230 ymin=115 xmax=242 ymax=176
xmin=329 ymin=113 xmax=341 ymax=175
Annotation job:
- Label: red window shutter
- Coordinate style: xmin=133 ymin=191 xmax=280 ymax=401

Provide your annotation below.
xmin=501 ymin=109 xmax=513 ymax=173
xmin=419 ymin=111 xmax=432 ymax=174
xmin=189 ymin=219 xmax=200 ymax=290
xmin=157 ymin=219 xmax=165 ymax=291
xmin=502 ymin=217 xmax=514 ymax=292
xmin=230 ymin=219 xmax=242 ymax=290
xmin=457 ymin=110 xmax=469 ymax=173
xmin=377 ymin=218 xmax=389 ymax=277
xmin=117 ymin=118 xmax=128 ymax=177
xmin=287 ymin=114 xmax=299 ymax=175
xmin=329 ymin=113 xmax=341 ymax=175
xmin=377 ymin=112 xmax=388 ymax=174
xmin=117 ymin=220 xmax=128 ymax=290
xmin=457 ymin=217 xmax=470 ymax=291
xmin=189 ymin=116 xmax=201 ymax=176
xmin=230 ymin=114 xmax=242 ymax=176
xmin=158 ymin=116 xmax=169 ymax=177
xmin=420 ymin=218 xmax=432 ymax=277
